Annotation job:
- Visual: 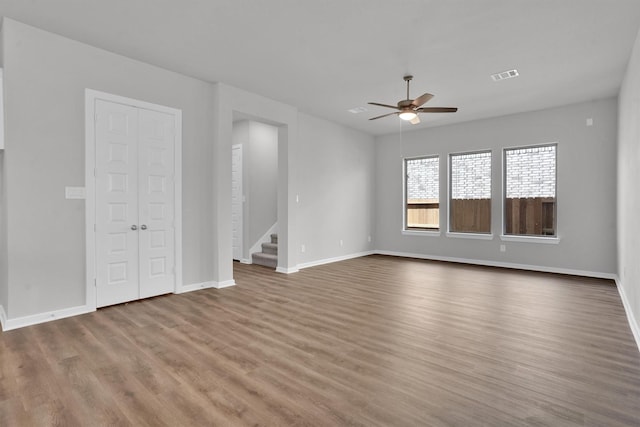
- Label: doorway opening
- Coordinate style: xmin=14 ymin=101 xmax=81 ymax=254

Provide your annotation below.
xmin=231 ymin=118 xmax=279 ymax=268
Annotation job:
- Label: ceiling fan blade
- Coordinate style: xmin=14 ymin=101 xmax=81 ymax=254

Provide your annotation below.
xmin=369 ymin=112 xmax=399 ymax=121
xmin=411 ymin=93 xmax=434 ymax=107
xmin=410 ymin=115 xmax=421 ymax=125
xmin=416 ymin=107 xmax=458 ymax=113
xmin=368 ymin=102 xmax=400 ymax=110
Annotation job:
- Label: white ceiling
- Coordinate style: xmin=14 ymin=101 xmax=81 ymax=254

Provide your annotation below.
xmin=1 ymin=0 xmax=639 ymax=136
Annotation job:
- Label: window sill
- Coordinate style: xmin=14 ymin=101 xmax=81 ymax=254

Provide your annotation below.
xmin=402 ymin=229 xmax=441 ymax=237
xmin=446 ymin=232 xmax=494 ymax=241
xmin=500 ymin=235 xmax=560 ymax=244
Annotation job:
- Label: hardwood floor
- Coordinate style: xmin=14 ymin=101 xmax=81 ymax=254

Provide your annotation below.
xmin=1 ymin=255 xmax=639 ymax=426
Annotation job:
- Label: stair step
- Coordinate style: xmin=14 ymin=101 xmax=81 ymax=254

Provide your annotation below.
xmin=252 ymin=252 xmax=278 ymax=269
xmin=261 ymin=242 xmax=278 ymax=255
xmin=270 ymin=233 xmax=278 ymax=244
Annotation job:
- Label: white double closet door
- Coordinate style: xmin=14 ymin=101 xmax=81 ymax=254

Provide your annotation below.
xmin=95 ymin=100 xmax=176 ymax=308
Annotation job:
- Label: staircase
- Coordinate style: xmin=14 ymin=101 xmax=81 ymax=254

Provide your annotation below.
xmin=251 ymin=234 xmax=278 ymax=269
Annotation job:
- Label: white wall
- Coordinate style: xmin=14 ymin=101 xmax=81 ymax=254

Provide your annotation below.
xmin=1 ymin=19 xmax=215 ymax=319
xmin=618 ymin=26 xmax=640 ymax=344
xmin=375 ymin=98 xmax=618 ymax=276
xmin=297 ymin=113 xmax=376 ymax=266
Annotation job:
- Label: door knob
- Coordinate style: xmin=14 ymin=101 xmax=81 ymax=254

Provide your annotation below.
xmin=131 ymin=225 xmax=138 ymax=231
xmin=140 ymin=224 xmax=147 ymax=230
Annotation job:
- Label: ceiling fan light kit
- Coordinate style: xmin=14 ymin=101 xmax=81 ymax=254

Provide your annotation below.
xmin=369 ymin=75 xmax=458 ymax=125
xmin=399 ymin=111 xmax=417 ymax=121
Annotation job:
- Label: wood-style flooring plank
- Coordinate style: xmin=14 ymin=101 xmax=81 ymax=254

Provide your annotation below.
xmin=1 ymin=254 xmax=639 ymax=426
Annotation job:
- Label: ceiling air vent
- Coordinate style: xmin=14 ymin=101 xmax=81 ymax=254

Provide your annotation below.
xmin=491 ymin=69 xmax=519 ymax=82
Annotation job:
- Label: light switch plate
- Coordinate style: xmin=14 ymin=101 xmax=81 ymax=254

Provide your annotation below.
xmin=65 ymin=186 xmax=86 ymax=199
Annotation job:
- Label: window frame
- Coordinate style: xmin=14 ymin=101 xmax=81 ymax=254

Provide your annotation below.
xmin=403 ymin=155 xmax=441 ymax=233
xmin=448 ymin=149 xmax=493 ymax=235
xmin=502 ymin=142 xmax=558 ymax=240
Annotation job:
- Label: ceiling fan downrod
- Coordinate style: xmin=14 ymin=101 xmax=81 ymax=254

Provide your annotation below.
xmin=404 ymin=75 xmax=413 ymax=100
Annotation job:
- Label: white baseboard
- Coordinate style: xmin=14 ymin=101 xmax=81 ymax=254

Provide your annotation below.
xmin=297 ymin=250 xmax=376 ymax=270
xmin=176 ymin=281 xmax=217 ymax=294
xmin=239 ymin=258 xmax=251 ymax=265
xmin=1 ymin=279 xmax=237 ymax=330
xmin=1 ymin=304 xmax=95 ymax=331
xmin=0 ymin=304 xmax=7 ymax=331
xmin=276 ymin=266 xmax=299 ymax=274
xmin=374 ymin=250 xmax=617 ymax=280
xmin=213 ymin=279 xmax=236 ymax=289
xmin=177 ymin=279 xmax=236 ymax=294
xmin=615 ymin=277 xmax=640 ymax=352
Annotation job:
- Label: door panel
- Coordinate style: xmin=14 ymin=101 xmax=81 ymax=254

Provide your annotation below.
xmin=138 ymin=108 xmax=175 ymax=299
xmin=95 ymin=101 xmax=176 ymax=307
xmin=96 ymin=100 xmax=140 ymax=307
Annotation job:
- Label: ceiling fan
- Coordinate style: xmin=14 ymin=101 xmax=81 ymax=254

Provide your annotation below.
xmin=369 ymin=75 xmax=458 ymax=124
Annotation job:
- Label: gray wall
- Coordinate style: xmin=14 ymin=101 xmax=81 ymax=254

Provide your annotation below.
xmin=0 ymin=23 xmax=6 ymax=315
xmin=246 ymin=121 xmax=278 ymax=249
xmin=375 ymin=98 xmax=618 ymax=275
xmin=232 ymin=119 xmax=250 ymax=259
xmin=232 ymin=120 xmax=278 ymax=257
xmin=0 ymin=150 xmax=6 ymax=314
xmin=212 ymin=83 xmax=300 ymax=278
xmin=0 ymin=17 xmax=629 ymax=333
xmin=297 ymin=113 xmax=375 ymax=265
xmin=2 ymin=19 xmax=215 ymax=318
xmin=618 ymin=27 xmax=640 ymax=338
xmin=0 ymin=19 xmax=376 ymax=322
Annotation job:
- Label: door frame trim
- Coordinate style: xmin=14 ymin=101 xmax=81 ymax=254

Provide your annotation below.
xmin=85 ymin=89 xmax=183 ymax=310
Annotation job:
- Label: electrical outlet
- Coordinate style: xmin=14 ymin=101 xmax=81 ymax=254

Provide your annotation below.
xmin=339 ymin=240 xmax=343 ymax=247
xmin=301 ymin=244 xmax=305 ymax=253
xmin=368 ymin=235 xmax=372 ymax=243
xmin=500 ymin=244 xmax=506 ymax=252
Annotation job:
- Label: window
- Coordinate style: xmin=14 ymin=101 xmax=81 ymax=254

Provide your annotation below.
xmin=449 ymin=151 xmax=492 ymax=233
xmin=504 ymin=144 xmax=557 ymax=236
xmin=405 ymin=156 xmax=439 ymax=230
